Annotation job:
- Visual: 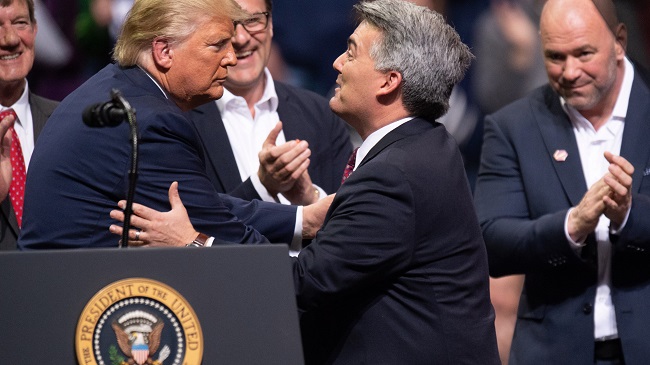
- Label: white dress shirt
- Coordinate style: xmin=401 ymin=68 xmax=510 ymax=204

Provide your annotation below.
xmin=353 ymin=117 xmax=414 ymax=171
xmin=562 ymin=57 xmax=635 ymax=340
xmin=1 ymin=82 xmax=35 ymax=170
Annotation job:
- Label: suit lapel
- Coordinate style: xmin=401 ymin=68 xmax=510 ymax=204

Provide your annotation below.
xmin=190 ymin=102 xmax=242 ymax=192
xmin=535 ymin=87 xmax=587 ymax=206
xmin=619 ymin=75 xmax=650 ymax=193
xmin=276 ymin=82 xmax=305 ymax=142
xmin=358 ymin=118 xmax=434 ymax=168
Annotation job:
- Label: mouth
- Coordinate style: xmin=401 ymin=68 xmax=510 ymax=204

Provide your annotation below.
xmin=0 ymin=53 xmax=20 ymax=61
xmin=235 ymin=49 xmax=254 ymax=60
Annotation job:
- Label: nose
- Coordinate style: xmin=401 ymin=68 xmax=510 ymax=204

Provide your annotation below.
xmin=232 ymin=23 xmax=251 ymax=46
xmin=0 ymin=25 xmax=20 ymax=47
xmin=222 ymin=43 xmax=238 ymax=67
xmin=333 ymin=52 xmax=345 ymax=72
xmin=561 ymin=56 xmax=582 ymax=82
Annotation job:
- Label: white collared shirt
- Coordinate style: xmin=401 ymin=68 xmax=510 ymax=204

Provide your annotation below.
xmin=1 ymin=82 xmax=34 ymax=170
xmin=216 ymin=68 xmax=288 ymax=203
xmin=353 ymin=116 xmax=414 ymax=171
xmin=562 ymin=57 xmax=635 ymax=340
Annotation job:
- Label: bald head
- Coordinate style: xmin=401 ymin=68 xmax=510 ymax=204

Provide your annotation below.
xmin=542 ymin=0 xmax=623 ymax=37
xmin=540 ymin=0 xmax=627 ymax=120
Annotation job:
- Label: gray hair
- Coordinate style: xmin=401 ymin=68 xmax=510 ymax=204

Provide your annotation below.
xmin=354 ymin=0 xmax=473 ymax=119
xmin=113 ymin=0 xmax=249 ymax=66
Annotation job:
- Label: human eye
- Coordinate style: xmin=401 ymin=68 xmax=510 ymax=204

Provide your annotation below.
xmin=13 ymin=18 xmax=30 ymax=29
xmin=544 ymin=51 xmax=563 ymax=63
xmin=244 ymin=14 xmax=263 ymax=26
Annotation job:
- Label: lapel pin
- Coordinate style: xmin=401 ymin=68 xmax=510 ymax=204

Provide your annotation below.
xmin=553 ymin=149 xmax=568 ymax=162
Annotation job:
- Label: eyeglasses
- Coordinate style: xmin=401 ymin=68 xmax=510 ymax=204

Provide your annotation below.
xmin=233 ymin=12 xmax=270 ymax=33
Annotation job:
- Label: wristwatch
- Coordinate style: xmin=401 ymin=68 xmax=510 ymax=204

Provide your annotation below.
xmin=186 ymin=233 xmax=209 ymax=247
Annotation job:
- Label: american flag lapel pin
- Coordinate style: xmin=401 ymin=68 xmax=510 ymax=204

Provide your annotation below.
xmin=553 ymin=149 xmax=568 ymax=162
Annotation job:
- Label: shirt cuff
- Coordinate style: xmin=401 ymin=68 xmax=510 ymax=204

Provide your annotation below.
xmin=565 ymin=208 xmax=587 ymax=248
xmin=290 ymin=206 xmax=303 ymax=252
xmin=204 ymin=236 xmax=215 ymax=247
xmin=251 ymin=172 xmax=278 ymax=202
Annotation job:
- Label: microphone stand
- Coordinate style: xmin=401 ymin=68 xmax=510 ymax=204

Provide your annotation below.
xmin=109 ymin=89 xmax=138 ymax=248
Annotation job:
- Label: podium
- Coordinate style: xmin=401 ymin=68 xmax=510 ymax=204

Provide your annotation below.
xmin=0 ymin=245 xmax=304 ymax=364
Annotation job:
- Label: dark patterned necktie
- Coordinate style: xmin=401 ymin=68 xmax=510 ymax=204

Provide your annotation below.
xmin=5 ymin=109 xmax=26 ymax=227
xmin=341 ymin=147 xmax=359 ymax=184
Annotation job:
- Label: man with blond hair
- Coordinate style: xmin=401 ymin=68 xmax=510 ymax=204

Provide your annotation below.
xmin=19 ymin=0 xmax=328 ymax=249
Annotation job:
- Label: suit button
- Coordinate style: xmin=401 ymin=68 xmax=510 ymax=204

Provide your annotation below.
xmin=583 ymin=303 xmax=593 ymax=314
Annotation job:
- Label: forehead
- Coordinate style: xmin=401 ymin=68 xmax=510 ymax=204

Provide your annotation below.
xmin=235 ymin=0 xmax=266 ymax=12
xmin=349 ymin=22 xmax=380 ymax=50
xmin=541 ymin=5 xmax=610 ymax=51
xmin=186 ymin=15 xmax=235 ymax=43
xmin=0 ymin=0 xmax=29 ymax=15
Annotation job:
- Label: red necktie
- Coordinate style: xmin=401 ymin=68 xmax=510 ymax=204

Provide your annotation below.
xmin=6 ymin=109 xmax=26 ymax=227
xmin=341 ymin=147 xmax=359 ymax=184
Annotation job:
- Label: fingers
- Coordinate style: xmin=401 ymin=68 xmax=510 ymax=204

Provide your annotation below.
xmin=117 ymin=200 xmax=159 ymax=220
xmin=109 ymin=225 xmax=148 ymax=247
xmin=0 ymin=111 xmax=15 ymax=133
xmin=262 ymin=121 xmax=283 ymax=149
xmin=604 ymin=151 xmax=634 ymax=176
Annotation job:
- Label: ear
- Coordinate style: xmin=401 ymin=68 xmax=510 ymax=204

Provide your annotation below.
xmin=152 ymin=37 xmax=173 ymax=70
xmin=376 ymin=70 xmax=402 ymax=97
xmin=614 ymin=23 xmax=627 ymax=57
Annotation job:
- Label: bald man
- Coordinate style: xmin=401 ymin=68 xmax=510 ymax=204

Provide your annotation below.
xmin=474 ymin=0 xmax=650 ymax=363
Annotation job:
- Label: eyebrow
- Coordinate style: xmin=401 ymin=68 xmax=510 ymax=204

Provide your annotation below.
xmin=347 ymin=37 xmax=357 ymax=51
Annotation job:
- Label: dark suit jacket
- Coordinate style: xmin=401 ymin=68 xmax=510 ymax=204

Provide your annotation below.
xmin=0 ymin=93 xmax=58 ymax=250
xmin=190 ymin=81 xmax=352 ymax=200
xmin=19 ymin=64 xmax=296 ymax=249
xmin=295 ymin=118 xmax=499 ymax=365
xmin=474 ymin=78 xmax=650 ymax=364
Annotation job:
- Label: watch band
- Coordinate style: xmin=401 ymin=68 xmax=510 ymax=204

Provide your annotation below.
xmin=186 ymin=233 xmax=210 ymax=247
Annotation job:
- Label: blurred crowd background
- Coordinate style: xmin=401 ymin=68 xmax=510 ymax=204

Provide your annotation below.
xmin=26 ymin=1 xmax=650 ymax=363
xmin=28 ymin=0 xmax=650 ymax=185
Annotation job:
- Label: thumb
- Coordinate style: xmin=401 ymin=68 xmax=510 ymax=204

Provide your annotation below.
xmin=263 ymin=121 xmax=283 ymax=148
xmin=168 ymin=181 xmax=184 ymax=210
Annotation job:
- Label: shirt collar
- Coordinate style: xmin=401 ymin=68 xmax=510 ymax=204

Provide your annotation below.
xmin=138 ymin=66 xmax=169 ymax=99
xmin=216 ymin=68 xmax=278 ymax=114
xmin=355 ymin=116 xmax=414 ymax=170
xmin=1 ymin=80 xmax=31 ymax=127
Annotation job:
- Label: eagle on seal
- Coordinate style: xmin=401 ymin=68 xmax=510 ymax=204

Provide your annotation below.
xmin=112 ymin=321 xmax=164 ymax=365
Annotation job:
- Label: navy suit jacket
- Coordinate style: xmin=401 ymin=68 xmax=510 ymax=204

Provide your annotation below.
xmin=0 ymin=93 xmax=58 ymax=250
xmin=474 ymin=77 xmax=650 ymax=364
xmin=295 ymin=118 xmax=499 ymax=364
xmin=190 ymin=81 xmax=352 ymax=200
xmin=18 ymin=64 xmax=296 ymax=249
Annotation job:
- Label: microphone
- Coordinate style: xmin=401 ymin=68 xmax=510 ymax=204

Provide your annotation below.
xmin=82 ymin=101 xmax=127 ymax=127
xmin=83 ymin=89 xmax=139 ymax=248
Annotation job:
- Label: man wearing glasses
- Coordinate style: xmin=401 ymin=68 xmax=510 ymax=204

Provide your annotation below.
xmin=190 ymin=0 xmax=352 ymax=213
xmin=19 ymin=0 xmax=332 ymax=249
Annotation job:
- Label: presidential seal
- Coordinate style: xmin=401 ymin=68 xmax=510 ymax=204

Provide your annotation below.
xmin=75 ymin=278 xmax=203 ymax=365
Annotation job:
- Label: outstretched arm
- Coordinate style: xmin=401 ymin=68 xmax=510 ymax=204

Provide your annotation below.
xmin=109 ymin=182 xmax=334 ymax=246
